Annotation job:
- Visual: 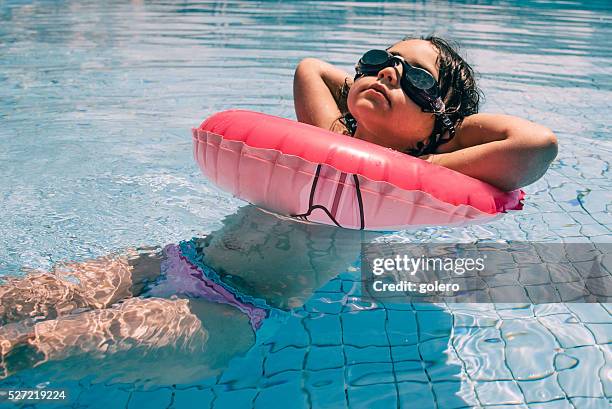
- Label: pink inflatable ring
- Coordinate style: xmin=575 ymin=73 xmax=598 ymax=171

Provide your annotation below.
xmin=192 ymin=110 xmax=524 ymax=231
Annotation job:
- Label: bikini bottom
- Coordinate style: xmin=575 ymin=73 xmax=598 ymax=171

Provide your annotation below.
xmin=146 ymin=239 xmax=287 ymax=341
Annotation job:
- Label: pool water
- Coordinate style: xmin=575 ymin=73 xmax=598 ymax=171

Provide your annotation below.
xmin=0 ymin=0 xmax=610 ymax=408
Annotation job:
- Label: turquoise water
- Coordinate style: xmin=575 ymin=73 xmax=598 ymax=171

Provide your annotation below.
xmin=0 ymin=0 xmax=610 ymax=408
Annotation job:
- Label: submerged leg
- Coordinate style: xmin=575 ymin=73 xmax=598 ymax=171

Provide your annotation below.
xmin=0 ymin=248 xmax=163 ymax=325
xmin=0 ymin=297 xmax=207 ymax=379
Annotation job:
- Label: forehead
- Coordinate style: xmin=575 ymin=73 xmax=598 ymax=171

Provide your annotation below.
xmin=387 ymin=39 xmax=439 ymax=80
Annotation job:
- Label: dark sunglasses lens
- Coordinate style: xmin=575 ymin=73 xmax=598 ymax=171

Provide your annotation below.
xmin=404 ymin=66 xmax=436 ymax=90
xmin=361 ymin=49 xmax=391 ymax=66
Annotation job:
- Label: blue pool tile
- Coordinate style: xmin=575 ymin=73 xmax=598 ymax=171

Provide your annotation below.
xmin=533 ymin=303 xmax=571 ymax=316
xmin=413 ymin=303 xmax=446 ymax=311
xmin=347 ymin=363 xmax=394 ymax=387
xmin=391 ymin=345 xmax=420 ymax=362
xmin=305 ymin=367 xmax=345 ymax=389
xmin=526 ymin=284 xmax=563 ymax=303
xmin=527 ymin=399 xmax=573 ymax=409
xmin=0 ymin=400 xmax=72 ymax=409
xmin=254 ymin=378 xmax=307 ymax=409
xmin=218 ymin=345 xmax=266 ymax=389
xmin=212 ymin=388 xmax=256 ymax=409
xmin=426 ymin=362 xmax=462 ymax=383
xmin=338 ymin=271 xmax=360 ymax=281
xmin=580 ymin=224 xmax=612 ymax=237
xmin=453 ymin=310 xmax=499 ymax=328
xmin=421 ymin=338 xmax=462 ymax=382
xmin=556 ymin=346 xmax=605 ymax=398
xmin=568 ymin=397 xmax=611 ymax=409
xmin=416 ymin=310 xmax=453 ymax=342
xmin=601 ymin=345 xmax=612 ymax=397
xmin=305 ymin=368 xmax=347 ymax=409
xmin=394 ymin=360 xmax=428 ymax=383
xmin=265 ymin=318 xmax=309 ymax=352
xmin=566 ymin=304 xmax=611 ymax=323
xmin=264 ymin=346 xmax=306 ymax=376
xmin=579 ymin=190 xmax=610 ymax=214
xmin=455 ymin=327 xmax=513 ymax=381
xmin=538 ymin=314 xmax=595 ymax=348
xmin=541 ymin=212 xmax=575 ymax=226
xmin=419 ymin=337 xmax=451 ymax=362
xmin=568 ymin=211 xmax=600 ymax=226
xmin=502 ymin=319 xmax=558 ymax=380
xmin=129 ymin=389 xmax=172 ymax=409
xmin=397 ymin=381 xmax=436 ymax=409
xmin=383 ymin=301 xmax=416 ymax=311
xmin=319 ymin=278 xmax=343 ymax=293
xmin=304 ymin=314 xmax=343 ymax=345
xmin=260 ymin=368 xmax=302 ymax=389
xmin=432 ymin=380 xmax=477 ymax=409
xmin=341 ymin=309 xmax=388 ymax=347
xmin=474 ymin=380 xmax=524 ymax=406
xmin=306 ymin=345 xmax=344 ymax=371
xmin=341 ymin=280 xmax=361 ymax=296
xmin=519 ymin=377 xmax=566 ymax=404
xmin=534 ymin=201 xmax=567 ymax=213
xmin=345 ymin=345 xmax=391 ymax=365
xmin=386 ymin=309 xmax=418 ymax=346
xmin=550 ymin=187 xmax=582 ymax=203
xmin=590 ymin=234 xmax=612 ymax=243
xmin=172 ymin=387 xmax=213 ymax=409
xmin=590 ymin=212 xmax=612 ymax=226
xmin=77 ymin=384 xmax=131 ymax=409
xmin=585 ymin=323 xmax=612 ymax=344
xmin=348 ymin=383 xmax=397 ymax=409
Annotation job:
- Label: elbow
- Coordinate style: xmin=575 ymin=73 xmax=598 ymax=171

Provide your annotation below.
xmin=508 ymin=129 xmax=558 ymax=191
xmin=293 ymin=58 xmax=321 ymax=100
xmin=538 ymin=129 xmax=558 ymax=164
xmin=294 ymin=58 xmax=322 ymax=79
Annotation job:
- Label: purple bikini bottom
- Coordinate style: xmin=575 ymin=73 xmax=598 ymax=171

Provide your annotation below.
xmin=146 ymin=242 xmax=269 ymax=331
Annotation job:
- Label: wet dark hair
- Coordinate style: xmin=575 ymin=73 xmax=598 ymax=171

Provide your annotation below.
xmin=338 ymin=35 xmax=483 ymax=156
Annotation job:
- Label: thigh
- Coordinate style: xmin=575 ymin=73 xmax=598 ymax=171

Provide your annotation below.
xmin=0 ymin=272 xmax=92 ymax=325
xmin=0 ymin=248 xmax=163 ymax=324
xmin=1 ymin=297 xmax=253 ymax=384
xmin=0 ymin=297 xmax=205 ymax=374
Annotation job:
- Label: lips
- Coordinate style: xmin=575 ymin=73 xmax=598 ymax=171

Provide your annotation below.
xmin=367 ymin=84 xmax=391 ymax=105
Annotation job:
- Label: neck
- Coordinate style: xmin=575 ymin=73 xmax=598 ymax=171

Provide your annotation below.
xmin=354 ymin=125 xmax=413 ymax=152
xmin=353 ymin=125 xmax=378 ymax=145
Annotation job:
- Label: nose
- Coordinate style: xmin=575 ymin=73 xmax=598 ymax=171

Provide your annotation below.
xmin=377 ymin=65 xmax=399 ymax=87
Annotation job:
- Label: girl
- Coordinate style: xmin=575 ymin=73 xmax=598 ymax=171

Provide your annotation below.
xmin=293 ymin=36 xmax=558 ymax=191
xmin=0 ymin=206 xmax=370 ymax=384
xmin=0 ymin=36 xmax=558 ymax=385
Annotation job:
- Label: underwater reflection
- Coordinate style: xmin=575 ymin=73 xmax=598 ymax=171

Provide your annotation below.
xmin=0 ymin=205 xmax=377 ymax=386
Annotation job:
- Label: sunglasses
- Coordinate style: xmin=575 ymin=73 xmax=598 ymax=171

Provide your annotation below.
xmin=354 ymin=49 xmax=445 ymax=114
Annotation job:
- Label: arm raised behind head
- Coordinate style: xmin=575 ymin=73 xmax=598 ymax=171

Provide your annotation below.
xmin=293 ymin=58 xmax=352 ymax=133
xmin=423 ymin=113 xmax=558 ymax=191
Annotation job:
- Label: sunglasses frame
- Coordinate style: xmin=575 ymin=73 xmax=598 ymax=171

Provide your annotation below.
xmin=354 ymin=49 xmax=444 ymax=114
xmin=353 ymin=49 xmax=457 ymax=156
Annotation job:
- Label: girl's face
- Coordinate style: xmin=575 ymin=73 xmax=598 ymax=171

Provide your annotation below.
xmin=347 ymin=39 xmax=441 ymax=152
